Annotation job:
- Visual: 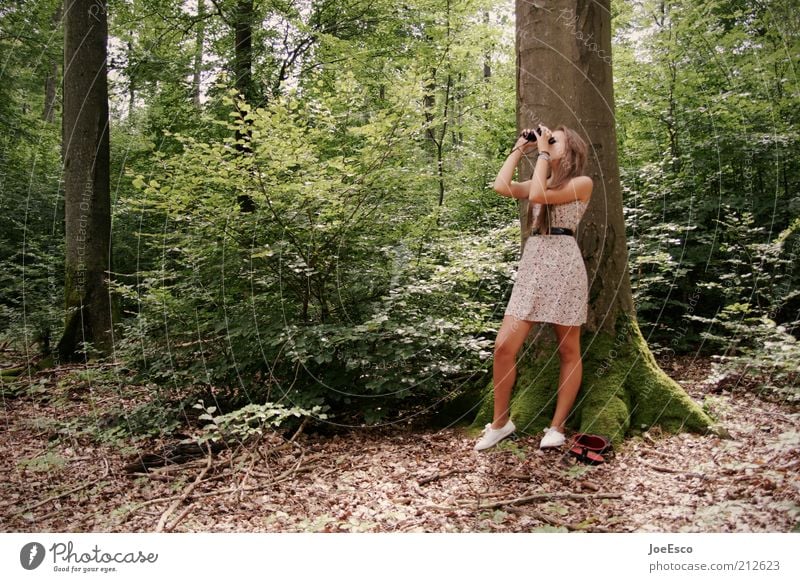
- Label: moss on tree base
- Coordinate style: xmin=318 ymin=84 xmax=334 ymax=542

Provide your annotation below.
xmin=470 ymin=312 xmax=723 ymax=447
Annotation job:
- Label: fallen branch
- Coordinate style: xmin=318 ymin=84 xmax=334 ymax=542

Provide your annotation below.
xmin=426 ymin=491 xmax=622 ymax=512
xmin=634 ymin=444 xmax=676 ymax=460
xmin=509 ymin=507 xmax=612 ymax=532
xmin=127 ymin=458 xmax=209 ymax=477
xmin=124 ymin=440 xmax=228 ymax=473
xmin=249 ymin=451 xmax=328 ymax=482
xmin=155 ymin=451 xmax=213 ymax=532
xmin=639 ymin=457 xmax=705 ymax=479
xmin=476 ymin=491 xmax=623 ymax=511
xmin=125 ymin=486 xmax=230 ymax=516
xmin=418 ymin=468 xmax=470 ymax=486
xmin=125 ymin=472 xmax=174 ymax=482
xmin=11 ymin=458 xmax=110 ymax=517
xmin=257 ymin=417 xmax=311 ymax=464
xmin=130 ymin=455 xmax=320 ymax=520
xmin=162 ymin=502 xmax=197 ymax=532
xmin=524 ymin=508 xmax=575 ymax=530
xmin=251 ymin=450 xmax=311 ymax=485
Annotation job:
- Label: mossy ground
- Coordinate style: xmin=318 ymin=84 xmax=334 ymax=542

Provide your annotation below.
xmin=469 ymin=313 xmax=719 ymax=447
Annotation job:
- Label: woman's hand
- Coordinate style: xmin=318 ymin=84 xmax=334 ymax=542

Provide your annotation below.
xmin=513 ymin=132 xmax=537 ymax=155
xmin=536 ymin=124 xmax=552 ymax=154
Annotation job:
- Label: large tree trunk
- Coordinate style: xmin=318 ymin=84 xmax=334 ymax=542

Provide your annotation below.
xmin=57 ymin=0 xmax=114 ymax=361
xmin=470 ymin=0 xmax=719 ymax=445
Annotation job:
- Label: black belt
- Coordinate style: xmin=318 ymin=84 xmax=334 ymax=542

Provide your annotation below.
xmin=531 ymin=227 xmax=574 ymax=236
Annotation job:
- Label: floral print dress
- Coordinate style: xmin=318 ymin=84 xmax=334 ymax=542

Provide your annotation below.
xmin=503 ymin=199 xmax=590 ymax=326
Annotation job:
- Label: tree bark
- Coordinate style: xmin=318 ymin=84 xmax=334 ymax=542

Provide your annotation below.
xmin=470 ymin=0 xmax=719 ymax=445
xmin=58 ymin=0 xmax=114 ymax=361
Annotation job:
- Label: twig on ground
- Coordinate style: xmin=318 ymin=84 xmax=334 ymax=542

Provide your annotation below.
xmin=290 ymin=418 xmax=309 ymax=443
xmin=127 ymin=458 xmax=209 ymax=476
xmin=155 ymin=451 xmax=213 ymax=532
xmin=418 ymin=468 xmax=470 ymax=486
xmin=634 ymin=444 xmax=676 ymax=460
xmin=237 ymin=451 xmax=258 ymax=502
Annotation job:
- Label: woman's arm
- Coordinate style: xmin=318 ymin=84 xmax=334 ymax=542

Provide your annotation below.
xmin=492 ymin=148 xmax=524 ymax=197
xmin=527 ymin=125 xmax=555 ymax=203
xmin=527 ymin=154 xmax=551 ymax=203
xmin=493 ymin=134 xmax=536 ymax=197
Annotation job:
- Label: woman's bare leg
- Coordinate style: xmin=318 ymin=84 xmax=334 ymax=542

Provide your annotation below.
xmin=550 ymin=323 xmax=583 ymax=431
xmin=491 ymin=315 xmax=536 ymax=428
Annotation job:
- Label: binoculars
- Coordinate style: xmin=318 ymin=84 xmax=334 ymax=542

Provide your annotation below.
xmin=521 ymin=127 xmax=556 ymax=145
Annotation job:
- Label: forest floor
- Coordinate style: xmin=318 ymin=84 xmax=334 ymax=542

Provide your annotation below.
xmin=1 ymin=353 xmax=798 ymax=533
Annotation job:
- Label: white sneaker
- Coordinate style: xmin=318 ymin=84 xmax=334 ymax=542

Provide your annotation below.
xmin=474 ymin=419 xmax=516 ymax=451
xmin=539 ymin=426 xmax=566 ymax=449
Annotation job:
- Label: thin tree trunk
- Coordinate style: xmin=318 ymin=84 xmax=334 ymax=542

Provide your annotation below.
xmin=424 ymin=0 xmax=452 ymax=209
xmin=58 ymin=0 xmax=114 ymax=361
xmin=483 ymin=9 xmax=491 ymax=110
xmin=42 ymin=3 xmax=62 ymax=123
xmin=192 ymin=0 xmax=206 ymax=108
xmin=234 ymin=0 xmax=256 ymax=212
xmin=43 ymin=62 xmax=59 ymax=123
xmin=234 ymin=0 xmax=255 ymax=104
xmin=436 ymin=72 xmax=452 ymax=207
xmin=423 ymin=68 xmax=437 ymax=145
xmin=127 ymin=40 xmax=135 ymax=118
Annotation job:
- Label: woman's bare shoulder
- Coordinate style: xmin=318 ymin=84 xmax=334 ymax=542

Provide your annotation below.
xmin=572 ymin=175 xmax=593 ymax=202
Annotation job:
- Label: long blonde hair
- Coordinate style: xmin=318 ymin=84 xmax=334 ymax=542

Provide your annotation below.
xmin=530 ymin=125 xmax=588 ymax=235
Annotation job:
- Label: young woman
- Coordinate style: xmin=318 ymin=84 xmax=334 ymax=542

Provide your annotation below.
xmin=474 ymin=124 xmax=592 ymax=451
